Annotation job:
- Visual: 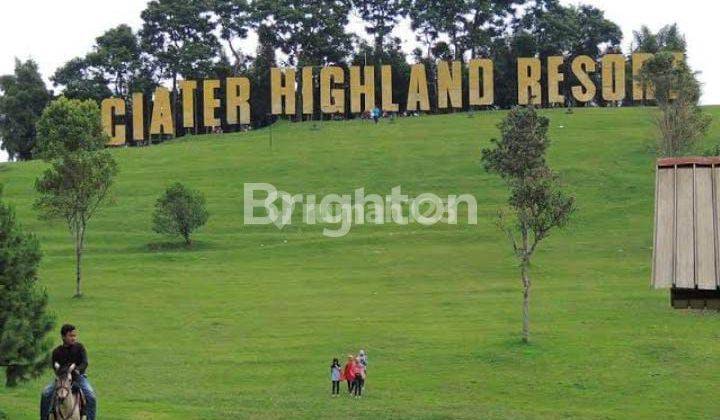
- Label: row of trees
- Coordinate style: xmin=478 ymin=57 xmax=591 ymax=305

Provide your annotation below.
xmin=1 ymin=0 xmax=689 ymax=160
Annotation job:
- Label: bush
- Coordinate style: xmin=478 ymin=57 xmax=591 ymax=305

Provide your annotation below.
xmin=152 ymin=183 xmax=209 ymax=245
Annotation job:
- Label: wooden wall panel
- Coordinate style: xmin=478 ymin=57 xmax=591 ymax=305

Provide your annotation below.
xmin=653 ymin=167 xmax=675 ymax=288
xmin=695 ymin=166 xmax=716 ymax=289
xmin=675 ymin=167 xmax=695 ymax=288
xmin=714 ymin=166 xmax=720 ymax=289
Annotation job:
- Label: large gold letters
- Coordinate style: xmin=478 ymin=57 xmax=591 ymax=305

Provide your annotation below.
xmin=571 ymin=55 xmax=597 ymax=103
xmin=437 ymin=61 xmax=462 ymax=109
xmin=271 ymin=68 xmax=296 ymax=115
xmin=468 ymin=59 xmax=494 ymax=106
xmin=321 ymin=66 xmax=345 ymax=114
xmin=101 ymin=98 xmax=125 ymax=146
xmin=226 ymin=77 xmax=250 ymax=125
xmin=601 ymin=54 xmax=625 ymax=101
xmin=518 ymin=58 xmax=542 ymax=105
xmin=149 ymin=86 xmax=174 ymax=136
xmin=350 ymin=66 xmax=375 ymax=113
xmin=407 ymin=64 xmax=429 ymax=111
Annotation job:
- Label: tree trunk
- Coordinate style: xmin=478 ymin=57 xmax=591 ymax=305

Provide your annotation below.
xmin=74 ymin=229 xmax=83 ymax=298
xmin=227 ymin=41 xmax=243 ymax=74
xmin=521 ymin=260 xmax=531 ymax=343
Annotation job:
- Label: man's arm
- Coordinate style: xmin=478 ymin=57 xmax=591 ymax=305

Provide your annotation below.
xmin=76 ymin=344 xmax=89 ymax=374
xmin=50 ymin=347 xmax=59 ymax=370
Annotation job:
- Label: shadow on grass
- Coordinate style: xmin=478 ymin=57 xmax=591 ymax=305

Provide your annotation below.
xmin=471 ymin=336 xmax=544 ymax=365
xmin=145 ymin=240 xmax=215 ymax=253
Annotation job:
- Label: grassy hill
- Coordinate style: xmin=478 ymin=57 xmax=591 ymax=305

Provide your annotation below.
xmin=1 ymin=107 xmax=720 ymax=419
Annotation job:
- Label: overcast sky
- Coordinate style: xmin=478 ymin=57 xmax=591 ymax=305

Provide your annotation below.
xmin=0 ymin=0 xmax=717 ymax=162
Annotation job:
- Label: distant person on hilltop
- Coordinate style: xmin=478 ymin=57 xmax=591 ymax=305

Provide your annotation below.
xmin=40 ymin=324 xmax=97 ymax=420
xmin=372 ymin=106 xmax=381 ymax=124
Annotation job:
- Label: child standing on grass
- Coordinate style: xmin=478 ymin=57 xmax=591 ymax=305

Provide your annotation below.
xmin=330 ymin=358 xmax=341 ymax=396
xmin=353 ymin=356 xmax=366 ymax=397
xmin=342 ymin=355 xmax=356 ymax=394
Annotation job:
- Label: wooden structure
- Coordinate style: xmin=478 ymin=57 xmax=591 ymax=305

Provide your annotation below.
xmin=652 ymin=157 xmax=720 ymax=309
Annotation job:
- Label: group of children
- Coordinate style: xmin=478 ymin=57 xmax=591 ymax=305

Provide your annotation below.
xmin=330 ymin=350 xmax=368 ymax=398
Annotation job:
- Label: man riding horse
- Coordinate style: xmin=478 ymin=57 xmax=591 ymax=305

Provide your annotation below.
xmin=40 ymin=324 xmax=97 ymax=420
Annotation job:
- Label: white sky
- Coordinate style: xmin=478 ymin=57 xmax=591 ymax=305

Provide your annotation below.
xmin=0 ymin=0 xmax=717 ymax=162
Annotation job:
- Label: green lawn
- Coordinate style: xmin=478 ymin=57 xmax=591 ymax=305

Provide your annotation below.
xmin=2 ymin=107 xmax=720 ymax=419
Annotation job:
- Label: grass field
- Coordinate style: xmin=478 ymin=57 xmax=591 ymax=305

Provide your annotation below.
xmin=2 ymin=107 xmax=720 ymax=419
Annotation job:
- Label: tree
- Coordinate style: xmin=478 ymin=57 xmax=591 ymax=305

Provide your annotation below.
xmin=152 ymin=182 xmax=209 ymax=246
xmin=34 ymin=96 xmax=107 ymax=159
xmin=34 ymin=97 xmax=118 ymax=297
xmin=462 ymin=0 xmax=526 ymax=59
xmin=515 ymin=1 xmax=621 ymax=58
xmin=0 ymin=59 xmax=51 ymax=161
xmin=353 ymin=0 xmax=406 ymax=61
xmin=51 ymin=57 xmax=113 ymax=104
xmin=212 ymin=0 xmax=255 ymax=73
xmin=408 ymin=0 xmax=467 ymax=59
xmin=639 ymin=52 xmax=712 ymax=157
xmin=256 ymin=0 xmax=353 ymax=67
xmin=248 ymin=25 xmax=277 ymax=127
xmin=633 ymin=23 xmax=686 ymax=53
xmin=0 ymin=187 xmax=55 ymax=387
xmin=86 ymin=24 xmax=143 ymax=98
xmin=481 ymin=107 xmax=575 ymax=343
xmin=140 ymin=0 xmax=221 ymax=95
xmin=52 ymin=25 xmax=154 ymax=103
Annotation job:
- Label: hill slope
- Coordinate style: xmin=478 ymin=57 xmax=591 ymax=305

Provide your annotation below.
xmin=2 ymin=107 xmax=720 ymax=419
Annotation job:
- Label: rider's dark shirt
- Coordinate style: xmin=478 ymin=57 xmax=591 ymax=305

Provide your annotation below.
xmin=51 ymin=343 xmax=88 ymax=375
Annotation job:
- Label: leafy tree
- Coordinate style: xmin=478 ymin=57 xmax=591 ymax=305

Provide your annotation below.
xmin=152 ymin=182 xmax=209 ymax=246
xmin=352 ymin=0 xmax=407 ymax=61
xmin=34 ymin=98 xmax=118 ymax=297
xmin=406 ymin=0 xmax=440 ymax=58
xmin=51 ymin=57 xmax=113 ymax=104
xmin=140 ymin=0 xmax=221 ymax=94
xmin=462 ymin=0 xmax=526 ymax=59
xmin=0 ymin=187 xmax=54 ymax=386
xmin=481 ymin=106 xmax=575 ymax=343
xmin=34 ymin=96 xmax=107 ymax=159
xmin=86 ymin=24 xmax=143 ymax=97
xmin=516 ymin=0 xmax=621 ymax=58
xmin=212 ymin=0 xmax=255 ymax=73
xmin=639 ymin=52 xmax=712 ymax=156
xmin=633 ymin=23 xmax=686 ymax=53
xmin=0 ymin=59 xmax=51 ymax=161
xmin=53 ymin=25 xmax=153 ymax=103
xmin=256 ymin=0 xmax=353 ymax=67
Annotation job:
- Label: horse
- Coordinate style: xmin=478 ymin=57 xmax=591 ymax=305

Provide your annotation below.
xmin=50 ymin=362 xmax=84 ymax=420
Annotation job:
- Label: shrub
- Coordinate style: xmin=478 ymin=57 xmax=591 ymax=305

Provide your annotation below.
xmin=152 ymin=183 xmax=209 ymax=245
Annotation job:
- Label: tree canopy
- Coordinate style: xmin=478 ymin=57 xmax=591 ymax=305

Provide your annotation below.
xmin=0 ymin=59 xmax=51 ymax=161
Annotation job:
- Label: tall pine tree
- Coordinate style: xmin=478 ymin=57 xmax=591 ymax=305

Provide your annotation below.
xmin=0 ymin=187 xmax=54 ymax=387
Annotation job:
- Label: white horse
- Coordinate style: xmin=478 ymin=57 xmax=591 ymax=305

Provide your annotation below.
xmin=50 ymin=362 xmax=84 ymax=420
